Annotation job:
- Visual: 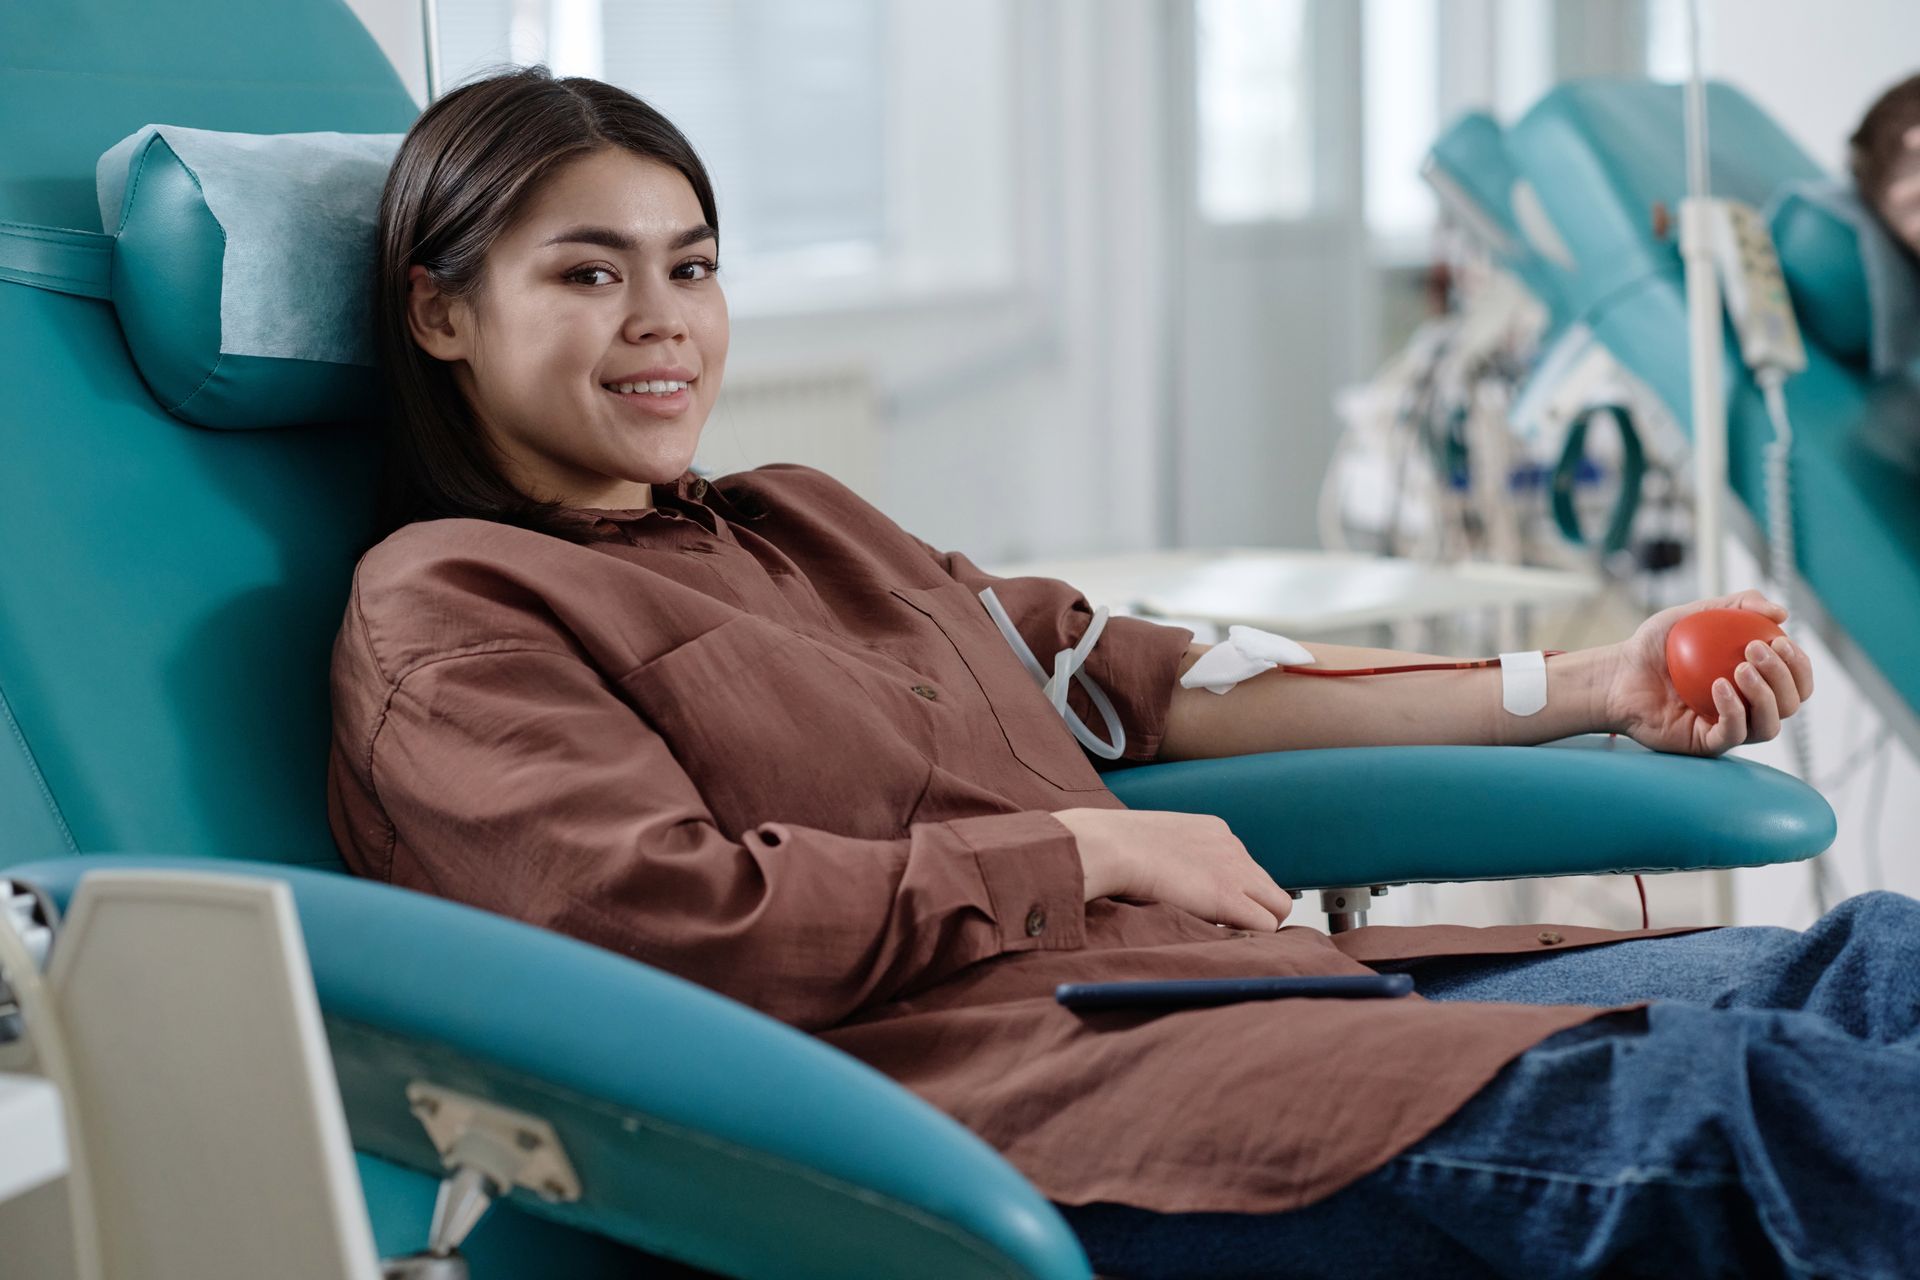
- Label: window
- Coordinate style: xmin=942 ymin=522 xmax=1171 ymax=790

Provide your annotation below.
xmin=434 ymin=0 xmax=1017 ymax=314
xmin=1359 ymin=0 xmax=1556 ymax=247
xmin=1194 ymin=0 xmax=1315 ymax=223
xmin=1362 ymin=0 xmax=1439 ymax=241
xmin=1642 ymin=0 xmax=1696 ymax=83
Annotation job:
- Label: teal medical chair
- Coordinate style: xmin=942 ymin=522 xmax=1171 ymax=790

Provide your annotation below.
xmin=0 ymin=7 xmax=1834 ymax=1276
xmin=1428 ymin=79 xmax=1920 ymax=761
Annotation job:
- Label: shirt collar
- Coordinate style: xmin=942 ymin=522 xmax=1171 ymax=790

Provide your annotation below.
xmin=566 ymin=469 xmax=769 ymax=533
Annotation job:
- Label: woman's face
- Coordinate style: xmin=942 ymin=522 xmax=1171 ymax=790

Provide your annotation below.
xmin=407 ymin=147 xmax=728 ymax=509
xmin=1882 ymin=126 xmax=1920 ymax=256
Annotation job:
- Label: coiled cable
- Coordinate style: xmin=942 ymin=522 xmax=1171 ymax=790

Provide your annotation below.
xmin=1758 ymin=369 xmax=1832 ymax=910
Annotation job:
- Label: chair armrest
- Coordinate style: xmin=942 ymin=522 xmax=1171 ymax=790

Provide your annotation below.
xmin=1103 ymin=734 xmax=1835 ymax=889
xmin=2 ymin=855 xmax=1090 ymax=1280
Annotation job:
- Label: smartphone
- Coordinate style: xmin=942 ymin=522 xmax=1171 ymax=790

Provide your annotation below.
xmin=1054 ymin=973 xmax=1414 ymax=1011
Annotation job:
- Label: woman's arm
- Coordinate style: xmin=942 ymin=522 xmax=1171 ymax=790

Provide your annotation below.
xmin=1157 ymin=638 xmax=1622 ymax=760
xmin=352 ymin=646 xmax=1094 ymax=1032
xmin=1158 ymin=589 xmax=1814 ymax=761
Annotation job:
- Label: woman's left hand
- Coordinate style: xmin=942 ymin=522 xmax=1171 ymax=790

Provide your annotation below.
xmin=1600 ymin=589 xmax=1816 ymax=757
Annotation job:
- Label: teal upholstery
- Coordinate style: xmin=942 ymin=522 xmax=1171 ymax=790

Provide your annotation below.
xmin=1504 ymin=80 xmax=1822 ymax=320
xmin=1467 ymin=78 xmax=1920 ymax=731
xmin=1766 ymin=180 xmax=1920 ymax=380
xmin=8 ymin=856 xmax=1089 ymax=1280
xmin=1425 ymin=110 xmax=1577 ymax=327
xmin=0 ymin=0 xmax=403 ymax=872
xmin=356 ymin=1154 xmax=652 ymax=1280
xmin=98 ymin=127 xmax=397 ymax=428
xmin=1769 ymin=189 xmax=1873 ymax=366
xmin=1107 ymin=735 xmax=1832 ymax=888
xmin=0 ymin=11 xmax=1835 ymax=1276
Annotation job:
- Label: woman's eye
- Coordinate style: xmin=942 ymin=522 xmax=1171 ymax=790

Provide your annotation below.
xmin=565 ymin=266 xmax=617 ymax=286
xmin=676 ymin=258 xmax=721 ymax=281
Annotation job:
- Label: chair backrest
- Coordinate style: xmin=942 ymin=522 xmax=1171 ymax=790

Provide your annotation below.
xmin=0 ymin=1 xmax=418 ymax=868
xmin=1507 ymin=78 xmax=1824 ymax=320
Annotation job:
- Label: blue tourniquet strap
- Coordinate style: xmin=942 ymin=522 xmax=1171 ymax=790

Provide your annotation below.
xmin=0 ymin=220 xmax=113 ymax=299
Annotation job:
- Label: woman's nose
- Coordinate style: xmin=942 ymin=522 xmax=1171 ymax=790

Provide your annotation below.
xmin=620 ymin=285 xmax=690 ymax=344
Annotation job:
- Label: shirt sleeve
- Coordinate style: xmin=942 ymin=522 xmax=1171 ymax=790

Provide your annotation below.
xmin=909 ymin=537 xmax=1197 ymax=765
xmin=365 ymin=646 xmax=1088 ymax=1032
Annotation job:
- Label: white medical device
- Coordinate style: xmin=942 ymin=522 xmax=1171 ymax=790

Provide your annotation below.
xmin=1700 ymin=199 xmax=1808 ymax=377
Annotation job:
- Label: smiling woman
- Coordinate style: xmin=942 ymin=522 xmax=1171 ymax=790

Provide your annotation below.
xmin=372 ymin=66 xmax=729 ymax=541
xmin=326 ymin=62 xmax=1920 ymax=1280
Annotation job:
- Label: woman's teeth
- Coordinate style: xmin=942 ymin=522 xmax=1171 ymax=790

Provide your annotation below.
xmin=603 ymin=379 xmax=689 ymax=395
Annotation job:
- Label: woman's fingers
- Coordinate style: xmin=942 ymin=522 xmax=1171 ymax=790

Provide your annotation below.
xmin=1754 ymin=639 xmax=1803 ymax=719
xmin=1230 ymin=895 xmax=1283 ymax=932
xmin=1775 ymin=636 xmax=1815 ymax=701
xmin=1246 ymin=883 xmax=1293 ymax=929
xmin=1706 ymin=676 xmax=1748 ymax=754
xmin=1736 ymin=656 xmax=1782 ymax=741
xmin=1723 ymin=588 xmax=1788 ymax=621
xmin=1219 ymin=868 xmax=1292 ymax=931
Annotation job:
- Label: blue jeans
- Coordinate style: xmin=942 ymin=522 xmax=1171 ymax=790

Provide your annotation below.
xmin=1058 ymin=891 xmax=1920 ymax=1279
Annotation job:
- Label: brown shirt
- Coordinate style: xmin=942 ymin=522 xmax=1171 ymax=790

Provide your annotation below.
xmin=327 ymin=463 xmax=1704 ymax=1214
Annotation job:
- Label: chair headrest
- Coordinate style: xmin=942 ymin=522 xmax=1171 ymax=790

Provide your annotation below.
xmin=1767 ymin=179 xmax=1920 ymax=378
xmin=96 ymin=125 xmax=403 ymax=429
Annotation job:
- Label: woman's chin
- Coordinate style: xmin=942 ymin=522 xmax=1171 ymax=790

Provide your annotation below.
xmin=629 ymin=443 xmax=703 ymax=483
xmin=607 ymin=422 xmax=704 ymax=476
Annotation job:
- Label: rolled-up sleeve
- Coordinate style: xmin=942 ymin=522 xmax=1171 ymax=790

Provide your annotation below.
xmin=911 ymin=539 xmax=1196 ymax=764
xmin=365 ymin=647 xmax=1087 ymax=1031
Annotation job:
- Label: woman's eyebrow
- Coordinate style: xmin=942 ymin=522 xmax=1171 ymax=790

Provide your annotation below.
xmin=538 ymin=223 xmax=718 ymax=251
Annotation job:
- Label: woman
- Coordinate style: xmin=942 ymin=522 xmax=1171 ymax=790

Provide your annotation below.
xmin=328 ymin=67 xmax=1917 ymax=1278
xmin=1852 ymin=70 xmax=1920 ymax=257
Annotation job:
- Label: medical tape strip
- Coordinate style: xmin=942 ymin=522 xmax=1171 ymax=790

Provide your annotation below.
xmin=1498 ymin=650 xmax=1547 ymax=717
xmin=1177 ymin=626 xmax=1315 ymax=695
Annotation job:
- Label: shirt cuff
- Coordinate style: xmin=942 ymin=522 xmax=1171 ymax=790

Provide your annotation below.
xmin=943 ymin=810 xmax=1087 ymax=953
xmin=1066 ymin=613 xmax=1197 ymax=763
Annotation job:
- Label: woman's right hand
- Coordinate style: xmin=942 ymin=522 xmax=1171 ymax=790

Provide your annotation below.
xmin=1050 ymin=808 xmax=1294 ymax=931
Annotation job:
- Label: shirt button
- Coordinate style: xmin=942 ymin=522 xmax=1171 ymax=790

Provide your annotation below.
xmin=1537 ymin=930 xmax=1564 ymax=946
xmin=1025 ymin=906 xmax=1047 ymax=937
xmin=911 ymin=683 xmax=939 ymax=700
xmin=687 ymin=477 xmax=710 ymax=499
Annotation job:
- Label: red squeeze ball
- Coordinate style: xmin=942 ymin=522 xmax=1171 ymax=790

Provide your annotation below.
xmin=1665 ymin=608 xmax=1786 ymax=721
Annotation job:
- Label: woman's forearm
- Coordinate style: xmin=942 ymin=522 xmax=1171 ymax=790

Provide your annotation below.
xmin=1158 ymin=638 xmax=1623 ymax=759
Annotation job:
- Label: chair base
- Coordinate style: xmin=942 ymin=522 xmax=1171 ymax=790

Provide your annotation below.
xmin=1320 ymin=886 xmax=1391 ymax=933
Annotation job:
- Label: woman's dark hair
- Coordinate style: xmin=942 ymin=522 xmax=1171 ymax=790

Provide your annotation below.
xmin=1849 ymin=72 xmax=1920 ymax=237
xmin=369 ymin=65 xmax=719 ymax=546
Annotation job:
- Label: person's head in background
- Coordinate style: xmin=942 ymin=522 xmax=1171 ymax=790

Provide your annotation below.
xmin=1849 ymin=71 xmax=1920 ymax=259
xmin=372 ymin=66 xmax=727 ymax=544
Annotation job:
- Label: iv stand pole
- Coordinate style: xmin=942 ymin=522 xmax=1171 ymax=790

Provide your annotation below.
xmin=1680 ymin=0 xmax=1724 ymax=598
xmin=1678 ymin=0 xmax=1742 ymax=924
xmin=419 ymin=0 xmax=444 ymax=104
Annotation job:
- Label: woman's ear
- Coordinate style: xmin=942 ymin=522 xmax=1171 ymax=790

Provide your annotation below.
xmin=405 ymin=264 xmax=472 ymax=364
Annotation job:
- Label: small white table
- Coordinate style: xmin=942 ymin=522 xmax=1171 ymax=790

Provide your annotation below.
xmin=0 ymin=1072 xmax=67 ymax=1205
xmin=983 ymin=548 xmax=1601 ymax=638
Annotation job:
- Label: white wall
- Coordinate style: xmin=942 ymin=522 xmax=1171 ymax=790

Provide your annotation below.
xmin=1652 ymin=0 xmax=1920 ymax=173
xmin=343 ymin=0 xmax=426 ymax=106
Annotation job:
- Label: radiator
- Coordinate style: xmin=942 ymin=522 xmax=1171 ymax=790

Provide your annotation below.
xmin=694 ymin=366 xmax=882 ymax=500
